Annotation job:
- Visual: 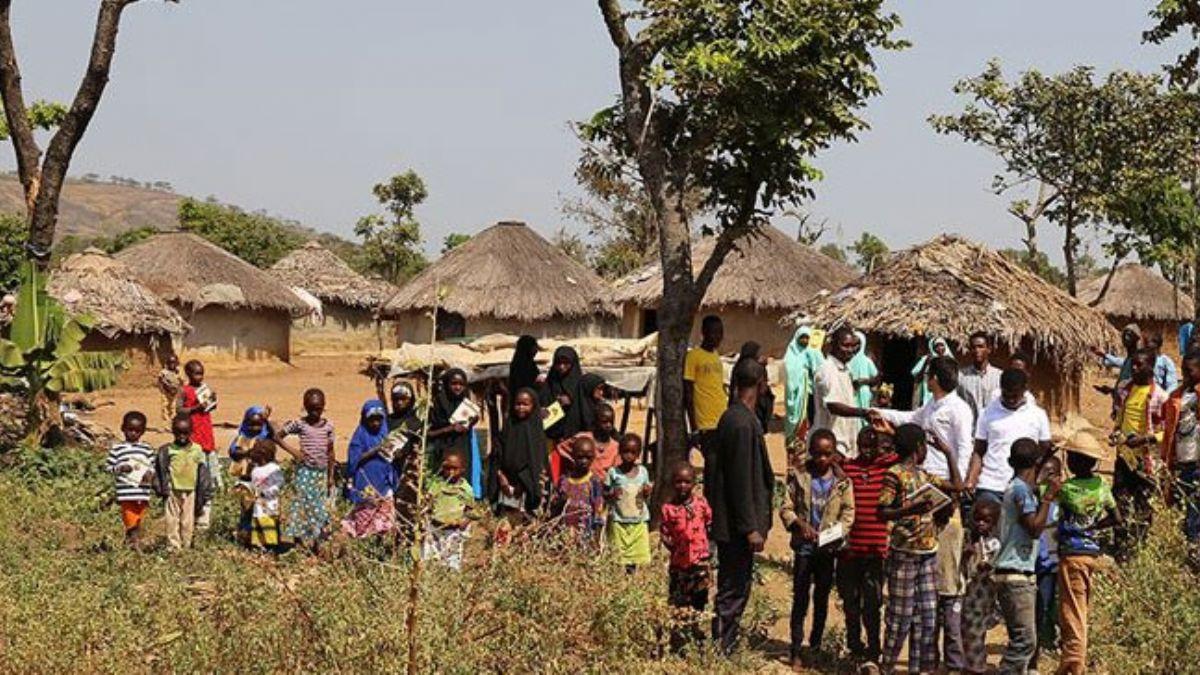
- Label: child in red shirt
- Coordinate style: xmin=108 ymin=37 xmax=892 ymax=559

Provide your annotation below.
xmin=178 ymin=359 xmax=217 ymax=530
xmin=659 ymin=461 xmax=712 ymax=648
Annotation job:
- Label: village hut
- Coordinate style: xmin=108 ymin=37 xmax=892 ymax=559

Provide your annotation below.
xmin=270 ymin=241 xmax=398 ymax=330
xmin=47 ymin=248 xmax=190 ymax=367
xmin=1080 ymin=263 xmax=1193 ymax=356
xmin=612 ymin=224 xmax=858 ymax=356
xmin=793 ymin=235 xmax=1119 ymax=419
xmin=380 ymin=221 xmax=619 ymax=342
xmin=116 ymin=232 xmax=309 ymax=361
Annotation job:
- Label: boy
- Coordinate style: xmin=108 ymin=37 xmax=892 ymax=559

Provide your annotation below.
xmin=177 ymin=359 xmax=218 ymax=531
xmin=153 ymin=416 xmax=212 ymax=550
xmin=106 ymin=411 xmax=154 ymax=548
xmin=423 ymin=451 xmax=477 ymax=571
xmin=877 ymin=423 xmax=962 ymax=675
xmin=1111 ymin=348 xmax=1167 ymax=555
xmin=993 ymin=438 xmax=1061 ymax=675
xmin=1056 ymin=432 xmax=1120 ymax=675
xmin=686 ymin=315 xmax=724 ymax=467
xmin=156 ymin=355 xmax=181 ymax=424
xmin=660 ymin=461 xmax=713 ymax=648
xmin=838 ymin=426 xmax=897 ymax=664
xmin=780 ymin=428 xmax=855 ymax=667
xmin=1033 ymin=455 xmax=1063 ymax=671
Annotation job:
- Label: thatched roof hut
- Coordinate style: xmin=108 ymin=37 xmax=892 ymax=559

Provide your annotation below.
xmin=612 ymin=224 xmax=858 ymax=356
xmin=794 ymin=235 xmax=1119 ymax=418
xmin=270 ymin=241 xmax=397 ymax=332
xmin=1080 ymin=264 xmax=1193 ymax=352
xmin=116 ymin=232 xmax=309 ymax=360
xmin=381 ymin=221 xmax=619 ymax=342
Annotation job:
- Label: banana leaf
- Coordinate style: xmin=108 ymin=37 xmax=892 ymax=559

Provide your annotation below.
xmin=9 ymin=260 xmax=44 ymax=353
xmin=0 ymin=338 xmax=24 ymax=370
xmin=45 ymin=352 xmax=125 ymax=393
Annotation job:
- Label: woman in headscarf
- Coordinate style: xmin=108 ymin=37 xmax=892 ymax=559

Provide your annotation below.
xmin=730 ymin=341 xmax=775 ymax=430
xmin=579 ymin=372 xmax=608 ymax=429
xmin=848 ymin=330 xmax=881 ymax=419
xmin=428 ymin=368 xmax=483 ymax=498
xmin=540 ymin=346 xmax=591 ymax=483
xmin=386 ymin=381 xmax=425 ymax=540
xmin=507 ymin=335 xmax=542 ymax=405
xmin=487 ymin=387 xmax=548 ymax=539
xmin=911 ymin=337 xmax=949 ymax=409
xmin=341 ymin=400 xmax=397 ymax=540
xmin=784 ymin=327 xmax=823 ymax=448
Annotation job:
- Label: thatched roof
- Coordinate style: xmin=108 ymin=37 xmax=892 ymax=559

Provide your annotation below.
xmin=115 ymin=232 xmax=309 ymax=316
xmin=270 ymin=241 xmax=397 ymax=310
xmin=792 ymin=235 xmax=1119 ymax=366
xmin=1079 ymin=263 xmax=1193 ymax=323
xmin=612 ymin=224 xmax=858 ymax=311
xmin=47 ymin=248 xmax=190 ymax=338
xmin=380 ymin=221 xmax=617 ymax=321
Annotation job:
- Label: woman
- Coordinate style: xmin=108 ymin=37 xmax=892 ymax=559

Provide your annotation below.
xmin=540 ymin=346 xmax=591 ymax=483
xmin=911 ymin=337 xmax=949 ymax=409
xmin=341 ymin=400 xmax=396 ymax=539
xmin=428 ymin=368 xmax=482 ymax=498
xmin=784 ymin=327 xmax=823 ymax=447
xmin=730 ymin=341 xmax=775 ymax=430
xmin=848 ymin=330 xmax=881 ymax=418
xmin=507 ymin=335 xmax=542 ymax=407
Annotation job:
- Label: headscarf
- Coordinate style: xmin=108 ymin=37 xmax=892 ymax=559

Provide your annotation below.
xmin=848 ymin=330 xmax=878 ymax=411
xmin=785 ymin=327 xmax=820 ymax=438
xmin=430 ymin=367 xmax=472 ymax=456
xmin=388 ymin=381 xmax=423 ymax=436
xmin=579 ymin=372 xmax=607 ymax=430
xmin=508 ymin=335 xmax=541 ymax=399
xmin=229 ymin=405 xmax=270 ymax=457
xmin=488 ymin=386 xmax=548 ymax=512
xmin=911 ymin=337 xmax=948 ymax=409
xmin=347 ymin=399 xmax=394 ymax=504
xmin=540 ymin=346 xmax=588 ymax=439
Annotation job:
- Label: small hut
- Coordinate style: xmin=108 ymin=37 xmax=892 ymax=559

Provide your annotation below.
xmin=380 ymin=221 xmax=619 ymax=342
xmin=116 ymin=232 xmax=309 ymax=361
xmin=612 ymin=224 xmax=858 ymax=356
xmin=47 ymin=248 xmax=190 ymax=366
xmin=794 ymin=235 xmax=1119 ymax=419
xmin=270 ymin=241 xmax=398 ymax=330
xmin=1080 ymin=263 xmax=1193 ymax=356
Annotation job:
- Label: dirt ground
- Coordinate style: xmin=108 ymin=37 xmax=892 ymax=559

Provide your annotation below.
xmin=81 ymin=346 xmax=1120 ymax=672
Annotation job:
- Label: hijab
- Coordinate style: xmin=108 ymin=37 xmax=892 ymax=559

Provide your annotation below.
xmin=848 ymin=330 xmax=878 ymax=410
xmin=579 ymin=372 xmax=607 ymax=429
xmin=489 ymin=386 xmax=548 ymax=511
xmin=508 ymin=335 xmax=541 ymax=399
xmin=431 ymin=368 xmax=470 ymax=429
xmin=785 ymin=327 xmax=817 ymax=438
xmin=540 ymin=346 xmax=589 ymax=438
xmin=347 ymin=399 xmax=394 ymax=504
xmin=388 ymin=381 xmax=423 ymax=435
xmin=911 ymin=337 xmax=947 ymax=409
xmin=229 ymin=405 xmax=270 ymax=456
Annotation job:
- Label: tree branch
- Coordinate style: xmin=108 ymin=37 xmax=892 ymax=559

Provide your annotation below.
xmin=598 ymin=0 xmax=630 ymax=50
xmin=1087 ymin=249 xmax=1127 ymax=308
xmin=0 ymin=0 xmax=42 ymax=211
xmin=694 ymin=186 xmax=761 ymax=295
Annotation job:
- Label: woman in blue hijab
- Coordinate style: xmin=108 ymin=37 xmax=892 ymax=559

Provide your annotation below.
xmin=848 ymin=330 xmax=880 ymax=416
xmin=784 ymin=326 xmax=824 ymax=446
xmin=341 ymin=399 xmax=397 ymax=539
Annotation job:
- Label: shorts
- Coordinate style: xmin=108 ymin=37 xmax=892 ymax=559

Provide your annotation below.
xmin=120 ymin=500 xmax=149 ymax=531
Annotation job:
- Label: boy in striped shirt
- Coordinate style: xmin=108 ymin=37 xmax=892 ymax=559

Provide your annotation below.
xmin=106 ymin=411 xmax=154 ymax=548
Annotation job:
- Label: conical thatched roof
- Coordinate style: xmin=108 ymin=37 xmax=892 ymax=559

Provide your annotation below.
xmin=792 ymin=235 xmax=1119 ymax=366
xmin=612 ymin=225 xmax=858 ymax=311
xmin=380 ymin=221 xmax=617 ymax=321
xmin=48 ymin=248 xmax=190 ymax=338
xmin=1079 ymin=263 xmax=1194 ymax=323
xmin=270 ymin=241 xmax=397 ymax=310
xmin=115 ymin=232 xmax=309 ymax=316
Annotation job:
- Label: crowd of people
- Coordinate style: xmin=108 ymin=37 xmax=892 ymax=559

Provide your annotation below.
xmin=99 ymin=316 xmax=1199 ymax=673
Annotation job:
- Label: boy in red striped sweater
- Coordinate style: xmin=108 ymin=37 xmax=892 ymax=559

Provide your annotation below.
xmin=836 ymin=426 xmax=898 ymax=664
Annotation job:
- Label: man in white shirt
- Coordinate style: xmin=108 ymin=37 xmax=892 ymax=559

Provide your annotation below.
xmin=967 ymin=368 xmax=1053 ymax=505
xmin=813 ymin=326 xmax=869 ymax=458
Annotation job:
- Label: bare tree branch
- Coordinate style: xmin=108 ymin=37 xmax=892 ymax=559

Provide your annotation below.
xmin=0 ymin=0 xmax=42 ymax=211
xmin=598 ymin=0 xmax=631 ymax=50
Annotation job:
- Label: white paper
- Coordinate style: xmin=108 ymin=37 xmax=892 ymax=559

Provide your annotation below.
xmin=818 ymin=522 xmax=844 ymax=547
xmin=450 ymin=398 xmax=480 ymax=426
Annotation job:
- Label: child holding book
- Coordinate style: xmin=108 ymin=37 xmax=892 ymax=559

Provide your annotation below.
xmin=605 ymin=433 xmax=652 ymax=571
xmin=106 ymin=411 xmax=154 ymax=548
xmin=177 ymin=359 xmax=217 ymax=530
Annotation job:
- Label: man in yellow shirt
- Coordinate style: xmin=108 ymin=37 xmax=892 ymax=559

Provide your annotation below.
xmin=686 ymin=315 xmax=726 ymax=467
xmin=1112 ymin=348 xmax=1167 ymax=556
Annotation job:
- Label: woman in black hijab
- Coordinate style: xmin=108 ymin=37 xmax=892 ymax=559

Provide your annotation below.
xmin=508 ymin=335 xmax=541 ymax=396
xmin=428 ymin=368 xmax=474 ymax=460
xmin=730 ymin=341 xmax=775 ymax=429
xmin=540 ymin=346 xmax=590 ymax=440
xmin=488 ymin=386 xmax=548 ymax=515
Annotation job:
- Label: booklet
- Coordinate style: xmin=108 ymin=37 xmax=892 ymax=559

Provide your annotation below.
xmin=818 ymin=522 xmax=845 ymax=548
xmin=910 ymin=482 xmax=952 ymax=512
xmin=450 ymin=398 xmax=481 ymax=426
xmin=542 ymin=401 xmax=565 ymax=430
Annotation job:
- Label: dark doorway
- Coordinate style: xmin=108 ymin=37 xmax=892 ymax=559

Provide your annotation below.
xmin=640 ymin=309 xmax=658 ymax=337
xmin=881 ymin=336 xmax=919 ymax=411
xmin=436 ymin=310 xmax=466 ymax=340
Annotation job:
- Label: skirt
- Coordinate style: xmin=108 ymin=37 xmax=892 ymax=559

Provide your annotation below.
xmin=607 ymin=521 xmax=651 ymax=565
xmin=250 ymin=515 xmax=281 ymax=548
xmin=341 ymin=499 xmax=397 ymax=539
xmin=285 ymin=465 xmax=330 ymax=542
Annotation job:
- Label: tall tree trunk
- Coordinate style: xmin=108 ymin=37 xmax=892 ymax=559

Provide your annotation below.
xmin=653 ymin=203 xmax=700 ymax=478
xmin=1022 ymin=219 xmax=1038 ymax=261
xmin=1063 ymin=204 xmax=1078 ymax=297
xmin=1193 ymin=249 xmax=1200 ymax=324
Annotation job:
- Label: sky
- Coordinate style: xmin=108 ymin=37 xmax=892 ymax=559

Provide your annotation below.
xmin=6 ymin=1 xmax=1179 ymax=260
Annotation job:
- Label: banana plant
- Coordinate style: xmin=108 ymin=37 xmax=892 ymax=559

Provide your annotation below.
xmin=0 ymin=260 xmax=125 ymax=444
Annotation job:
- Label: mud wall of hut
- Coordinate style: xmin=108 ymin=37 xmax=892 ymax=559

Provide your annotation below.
xmin=392 ymin=311 xmax=620 ymax=344
xmin=620 ymin=303 xmax=792 ymax=357
xmin=178 ymin=307 xmax=292 ymax=361
xmin=81 ymin=332 xmax=176 ymax=377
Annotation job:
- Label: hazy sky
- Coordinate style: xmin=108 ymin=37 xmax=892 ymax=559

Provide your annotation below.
xmin=7 ymin=1 xmax=1177 ymax=259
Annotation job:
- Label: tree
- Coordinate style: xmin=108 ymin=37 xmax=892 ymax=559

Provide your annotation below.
xmin=441 ymin=233 xmax=470 ymax=254
xmin=0 ymin=210 xmax=24 ymax=290
xmin=0 ymin=0 xmax=172 ymax=267
xmin=179 ymin=198 xmax=302 ymax=268
xmin=1000 ymin=248 xmax=1067 ymax=289
xmin=819 ymin=242 xmax=848 ymax=265
xmin=551 ymin=227 xmax=588 ymax=266
xmin=849 ymin=232 xmax=889 ymax=273
xmin=594 ymin=0 xmax=905 ymax=475
xmin=355 ymin=171 xmax=429 ymax=284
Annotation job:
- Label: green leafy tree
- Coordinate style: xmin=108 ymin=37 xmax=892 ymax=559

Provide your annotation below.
xmin=849 ymin=232 xmax=889 ymax=273
xmin=441 ymin=233 xmax=470 ymax=254
xmin=550 ymin=227 xmax=589 ymax=266
xmin=593 ymin=0 xmax=906 ymax=471
xmin=0 ymin=101 xmax=66 ymax=141
xmin=178 ymin=199 xmax=302 ymax=268
xmin=819 ymin=242 xmax=848 ymax=265
xmin=0 ymin=211 xmax=26 ymax=290
xmin=1000 ymin=248 xmax=1068 ymax=289
xmin=355 ymin=171 xmax=429 ymax=284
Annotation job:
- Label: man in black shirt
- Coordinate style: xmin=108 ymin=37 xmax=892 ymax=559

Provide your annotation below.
xmin=708 ymin=357 xmax=775 ymax=654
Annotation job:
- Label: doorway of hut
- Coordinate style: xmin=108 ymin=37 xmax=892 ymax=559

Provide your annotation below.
xmin=881 ymin=336 xmax=919 ymax=410
xmin=436 ymin=310 xmax=466 ymax=341
xmin=640 ymin=309 xmax=658 ymax=337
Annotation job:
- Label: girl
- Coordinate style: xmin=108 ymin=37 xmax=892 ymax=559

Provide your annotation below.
xmin=387 ymin=381 xmax=425 ymax=541
xmin=247 ymin=439 xmax=285 ymax=552
xmin=489 ymin=387 xmax=547 ymax=543
xmin=506 ymin=335 xmax=542 ymax=410
xmin=660 ymin=462 xmax=712 ymax=648
xmin=229 ymin=405 xmax=272 ymax=545
xmin=342 ymin=400 xmax=397 ymax=540
xmin=551 ymin=437 xmax=605 ymax=548
xmin=541 ymin=346 xmax=590 ymax=483
xmin=605 ymin=433 xmax=652 ymax=571
xmin=177 ymin=359 xmax=217 ymax=530
xmin=428 ymin=368 xmax=481 ymax=497
xmin=280 ymin=388 xmax=336 ymax=548
xmin=961 ymin=500 xmax=1002 ymax=675
xmin=424 ymin=452 xmax=477 ymax=570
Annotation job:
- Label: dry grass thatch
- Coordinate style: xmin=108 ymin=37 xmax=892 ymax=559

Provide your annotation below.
xmin=115 ymin=232 xmax=309 ymax=316
xmin=792 ymin=235 xmax=1120 ymax=366
xmin=380 ymin=221 xmax=617 ymax=321
xmin=1079 ymin=262 xmax=1194 ymax=323
xmin=611 ymin=224 xmax=858 ymax=311
xmin=269 ymin=241 xmax=396 ymax=310
xmin=47 ymin=248 xmax=190 ymax=339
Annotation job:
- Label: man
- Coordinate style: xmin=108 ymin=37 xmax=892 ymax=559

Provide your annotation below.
xmin=709 ymin=358 xmax=774 ymax=654
xmin=1111 ymin=348 xmax=1168 ymax=556
xmin=967 ymin=368 xmax=1052 ymax=506
xmin=685 ymin=315 xmax=726 ymax=469
xmin=1145 ymin=333 xmax=1179 ymax=392
xmin=814 ymin=326 xmax=868 ymax=458
xmin=1091 ymin=324 xmax=1141 ymax=394
xmin=958 ymin=331 xmax=1002 ymax=423
xmin=872 ymin=356 xmax=974 ymax=672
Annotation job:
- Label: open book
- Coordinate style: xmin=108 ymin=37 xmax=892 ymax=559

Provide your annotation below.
xmin=450 ymin=398 xmax=481 ymax=426
xmin=818 ymin=522 xmax=845 ymax=548
xmin=542 ymin=401 xmax=565 ymax=430
xmin=909 ymin=482 xmax=952 ymax=513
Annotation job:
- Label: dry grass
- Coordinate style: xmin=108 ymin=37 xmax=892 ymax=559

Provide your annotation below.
xmin=1079 ymin=263 xmax=1193 ymax=323
xmin=48 ymin=248 xmax=190 ymax=339
xmin=271 ymin=242 xmax=397 ymax=311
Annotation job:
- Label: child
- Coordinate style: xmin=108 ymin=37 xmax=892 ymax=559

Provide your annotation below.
xmin=229 ymin=406 xmax=273 ymax=544
xmin=423 ymin=451 xmax=477 ymax=570
xmin=877 ymin=423 xmax=963 ymax=675
xmin=582 ymin=402 xmax=621 ymax=481
xmin=280 ymin=388 xmax=336 ymax=547
xmin=780 ymin=428 xmax=855 ymax=665
xmin=156 ymin=355 xmax=181 ymax=424
xmin=177 ymin=359 xmax=217 ymax=531
xmin=342 ymin=400 xmax=397 ymax=540
xmin=153 ymin=416 xmax=212 ymax=550
xmin=490 ymin=387 xmax=547 ymax=545
xmin=1056 ymin=433 xmax=1120 ymax=675
xmin=605 ymin=433 xmax=652 ymax=571
xmin=961 ymin=500 xmax=1002 ymax=674
xmin=993 ymin=438 xmax=1061 ymax=675
xmin=247 ymin=439 xmax=285 ymax=552
xmin=551 ymin=436 xmax=605 ymax=547
xmin=106 ymin=411 xmax=154 ymax=548
xmin=838 ymin=426 xmax=897 ymax=664
xmin=659 ymin=462 xmax=712 ymax=648
xmin=1033 ymin=454 xmax=1063 ymax=670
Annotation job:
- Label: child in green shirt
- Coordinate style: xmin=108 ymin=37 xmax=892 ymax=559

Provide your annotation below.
xmin=154 ymin=416 xmax=212 ymax=550
xmin=423 ymin=451 xmax=477 ymax=570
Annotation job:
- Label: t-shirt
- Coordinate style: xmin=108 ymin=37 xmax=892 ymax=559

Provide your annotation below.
xmin=878 ymin=393 xmax=974 ymax=482
xmin=660 ymin=495 xmax=712 ymax=570
xmin=843 ymin=452 xmax=898 ymax=558
xmin=1057 ymin=476 xmax=1116 ymax=556
xmin=814 ymin=357 xmax=860 ymax=458
xmin=167 ymin=442 xmax=206 ymax=492
xmin=282 ymin=418 xmax=335 ymax=469
xmin=878 ymin=463 xmax=951 ymax=554
xmin=684 ymin=347 xmax=726 ymax=431
xmin=428 ymin=475 xmax=475 ymax=527
xmin=974 ymin=398 xmax=1052 ymax=493
xmin=996 ymin=477 xmax=1039 ymax=572
xmin=810 ymin=474 xmax=834 ymax=528
xmin=606 ymin=465 xmax=651 ymax=524
xmin=1176 ymin=390 xmax=1200 ymax=464
xmin=251 ymin=462 xmax=284 ymax=518
xmin=106 ymin=441 xmax=154 ymax=502
xmin=1119 ymin=384 xmax=1152 ymax=436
